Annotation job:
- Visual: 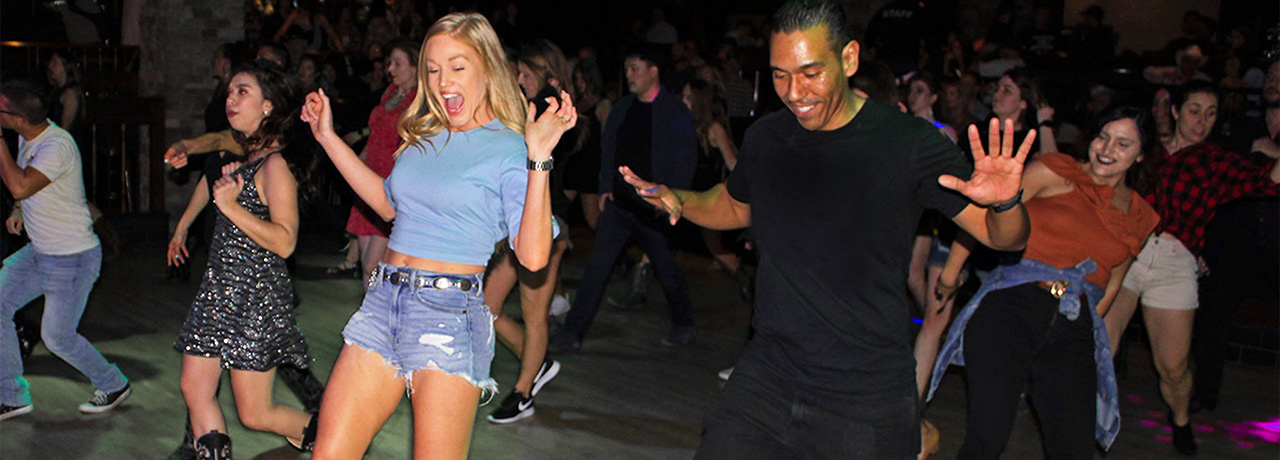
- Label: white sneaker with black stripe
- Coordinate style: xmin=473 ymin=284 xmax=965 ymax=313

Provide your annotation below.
xmin=530 ymin=359 xmax=560 ymax=397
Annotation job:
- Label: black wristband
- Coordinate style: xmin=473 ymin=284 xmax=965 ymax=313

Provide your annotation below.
xmin=988 ymin=189 xmax=1023 ymax=213
xmin=1038 ymin=120 xmax=1053 ymax=128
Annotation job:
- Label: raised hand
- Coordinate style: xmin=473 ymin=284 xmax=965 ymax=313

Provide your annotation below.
xmin=525 ymin=90 xmax=578 ymax=158
xmin=211 ymin=162 xmax=245 ymax=210
xmin=300 ymin=89 xmax=336 ymax=141
xmin=619 ymin=166 xmax=683 ymax=225
xmin=939 ymin=118 xmax=1035 ymax=207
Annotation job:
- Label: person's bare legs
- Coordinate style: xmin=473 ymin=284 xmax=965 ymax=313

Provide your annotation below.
xmin=913 ymin=266 xmax=957 ymax=398
xmin=409 ymin=369 xmax=482 ymax=460
xmin=487 ymin=240 xmax=567 ymax=394
xmin=1142 ymin=305 xmax=1196 ymax=425
xmin=701 ymin=228 xmax=741 ymax=273
xmin=1103 ymin=287 xmax=1142 ymax=352
xmin=228 ymin=368 xmax=310 ymax=442
xmin=311 ymin=345 xmax=407 ymax=460
xmin=181 ymin=355 xmax=228 ymax=439
xmin=907 ymin=235 xmax=932 ymax=309
xmin=579 ymin=193 xmax=600 ymax=230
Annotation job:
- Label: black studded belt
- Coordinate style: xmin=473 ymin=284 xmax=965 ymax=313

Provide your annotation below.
xmin=377 ymin=269 xmax=477 ymax=292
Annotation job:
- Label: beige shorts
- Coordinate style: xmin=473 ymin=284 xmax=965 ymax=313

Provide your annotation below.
xmin=1121 ymin=235 xmax=1199 ymax=310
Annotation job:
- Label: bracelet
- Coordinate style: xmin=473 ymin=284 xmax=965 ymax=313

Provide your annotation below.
xmin=1038 ymin=120 xmax=1053 ymax=128
xmin=527 ymin=156 xmax=554 ymax=171
xmin=988 ymin=189 xmax=1023 ymax=213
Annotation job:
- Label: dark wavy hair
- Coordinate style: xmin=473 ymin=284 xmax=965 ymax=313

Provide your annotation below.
xmin=1076 ymin=106 xmax=1158 ymax=194
xmin=229 ymin=61 xmax=300 ymax=155
xmin=685 ymin=79 xmax=730 ymax=154
xmin=999 ymin=68 xmax=1045 ymax=131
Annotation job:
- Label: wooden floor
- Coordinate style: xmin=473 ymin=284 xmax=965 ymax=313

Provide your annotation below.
xmin=1 ymin=229 xmax=1277 ymax=459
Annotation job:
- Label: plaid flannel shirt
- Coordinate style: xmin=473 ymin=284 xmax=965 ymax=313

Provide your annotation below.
xmin=1146 ymin=142 xmax=1278 ymax=256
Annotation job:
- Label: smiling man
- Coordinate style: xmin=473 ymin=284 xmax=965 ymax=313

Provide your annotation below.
xmin=618 ymin=1 xmax=1034 ymax=458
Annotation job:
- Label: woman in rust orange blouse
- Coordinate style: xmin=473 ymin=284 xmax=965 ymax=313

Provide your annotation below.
xmin=927 ymin=107 xmax=1160 ymax=459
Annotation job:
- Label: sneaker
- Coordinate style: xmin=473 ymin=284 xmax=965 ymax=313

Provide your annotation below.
xmin=717 ymin=366 xmax=734 ymax=381
xmin=530 ymin=360 xmax=561 ymax=397
xmin=487 ymin=390 xmax=535 ymax=424
xmin=661 ymin=325 xmax=696 ymax=347
xmin=1169 ymin=413 xmax=1198 ymax=456
xmin=79 ymin=382 xmax=131 ymax=413
xmin=0 ymin=403 xmax=33 ymax=421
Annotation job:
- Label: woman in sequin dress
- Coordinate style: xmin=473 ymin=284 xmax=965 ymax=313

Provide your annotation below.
xmin=171 ymin=61 xmax=315 ymax=458
xmin=301 ymin=12 xmax=574 ymax=459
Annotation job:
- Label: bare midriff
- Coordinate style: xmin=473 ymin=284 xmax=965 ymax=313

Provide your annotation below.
xmin=381 ymin=248 xmax=485 ymax=275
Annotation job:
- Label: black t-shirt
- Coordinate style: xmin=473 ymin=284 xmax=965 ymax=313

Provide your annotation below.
xmin=726 ymin=100 xmax=972 ymax=395
xmin=613 ymin=101 xmax=655 ymax=214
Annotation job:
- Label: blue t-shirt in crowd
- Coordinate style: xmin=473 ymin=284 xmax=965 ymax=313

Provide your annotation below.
xmin=385 ymin=118 xmax=552 ymax=266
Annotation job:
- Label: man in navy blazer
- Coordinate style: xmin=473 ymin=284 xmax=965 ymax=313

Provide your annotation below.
xmin=552 ymin=45 xmax=698 ymax=352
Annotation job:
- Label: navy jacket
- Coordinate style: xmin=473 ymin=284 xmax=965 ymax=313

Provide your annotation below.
xmin=599 ymin=88 xmax=697 ymax=194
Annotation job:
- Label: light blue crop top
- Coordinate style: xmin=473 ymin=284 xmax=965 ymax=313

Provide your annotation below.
xmin=385 ymin=119 xmax=555 ymax=266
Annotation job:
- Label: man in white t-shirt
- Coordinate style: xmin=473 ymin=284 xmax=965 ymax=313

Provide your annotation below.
xmin=0 ymin=82 xmax=130 ymax=421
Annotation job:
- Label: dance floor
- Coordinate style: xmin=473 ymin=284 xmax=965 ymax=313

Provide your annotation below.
xmin=1 ymin=228 xmax=1276 ymax=459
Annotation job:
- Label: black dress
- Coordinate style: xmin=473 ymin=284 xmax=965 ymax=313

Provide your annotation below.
xmin=175 ymin=154 xmax=309 ymax=371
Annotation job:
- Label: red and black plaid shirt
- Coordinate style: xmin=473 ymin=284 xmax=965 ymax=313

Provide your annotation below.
xmin=1146 ymin=142 xmax=1278 ymax=256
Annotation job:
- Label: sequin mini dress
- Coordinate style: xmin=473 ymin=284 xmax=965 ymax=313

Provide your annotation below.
xmin=175 ymin=154 xmax=310 ymax=371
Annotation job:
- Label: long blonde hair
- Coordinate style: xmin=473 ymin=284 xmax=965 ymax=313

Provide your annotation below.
xmin=396 ymin=12 xmax=526 ymax=157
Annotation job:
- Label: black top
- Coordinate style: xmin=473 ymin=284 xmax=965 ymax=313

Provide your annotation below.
xmin=204 ymin=84 xmax=230 ymax=134
xmin=726 ymin=100 xmax=972 ymax=395
xmin=613 ymin=100 xmax=655 ymax=214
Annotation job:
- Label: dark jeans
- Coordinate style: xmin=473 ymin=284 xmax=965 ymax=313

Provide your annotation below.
xmin=562 ymin=203 xmax=693 ymax=339
xmin=959 ymin=284 xmax=1096 ymax=460
xmin=1196 ymin=199 xmax=1279 ymax=404
xmin=695 ymin=344 xmax=919 ymax=460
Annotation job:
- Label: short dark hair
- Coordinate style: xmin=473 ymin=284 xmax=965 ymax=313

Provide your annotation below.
xmin=771 ymin=0 xmax=855 ymax=54
xmin=1170 ymin=80 xmax=1218 ymax=112
xmin=0 ymin=80 xmax=49 ymax=124
xmin=623 ymin=43 xmax=668 ymax=75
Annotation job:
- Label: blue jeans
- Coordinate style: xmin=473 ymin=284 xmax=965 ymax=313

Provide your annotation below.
xmin=0 ymin=245 xmax=128 ymax=406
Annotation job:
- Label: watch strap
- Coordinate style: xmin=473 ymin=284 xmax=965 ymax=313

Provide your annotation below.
xmin=527 ymin=157 xmax=554 ymax=171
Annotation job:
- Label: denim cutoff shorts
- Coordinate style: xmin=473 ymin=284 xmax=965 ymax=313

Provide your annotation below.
xmin=342 ymin=263 xmax=497 ymax=398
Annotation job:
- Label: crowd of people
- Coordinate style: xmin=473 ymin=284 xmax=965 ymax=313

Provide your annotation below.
xmin=1 ymin=1 xmax=1277 ymax=459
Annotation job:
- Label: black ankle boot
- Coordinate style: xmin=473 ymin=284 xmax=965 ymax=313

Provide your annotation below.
xmin=289 ymin=415 xmax=318 ymax=452
xmin=1168 ymin=413 xmax=1198 ymax=456
xmin=278 ymin=364 xmax=325 ymax=413
xmin=194 ymin=431 xmax=231 ymax=460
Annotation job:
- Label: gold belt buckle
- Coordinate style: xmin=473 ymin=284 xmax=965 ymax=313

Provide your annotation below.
xmin=1048 ymin=280 xmax=1069 ymax=299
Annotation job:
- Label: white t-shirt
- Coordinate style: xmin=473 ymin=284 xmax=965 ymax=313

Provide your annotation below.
xmin=17 ymin=122 xmax=98 ymax=255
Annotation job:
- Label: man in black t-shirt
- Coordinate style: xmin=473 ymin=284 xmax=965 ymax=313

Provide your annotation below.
xmin=550 ymin=46 xmax=698 ymax=352
xmin=619 ymin=1 xmax=1034 ymax=458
